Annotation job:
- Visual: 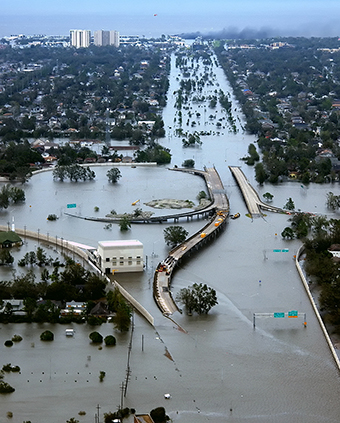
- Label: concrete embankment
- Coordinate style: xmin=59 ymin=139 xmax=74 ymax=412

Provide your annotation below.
xmin=296 ymin=246 xmax=340 ymax=371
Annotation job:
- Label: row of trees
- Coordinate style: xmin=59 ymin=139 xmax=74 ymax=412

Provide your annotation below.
xmin=0 ymin=255 xmax=107 ymax=302
xmin=52 ymin=164 xmax=95 ymax=182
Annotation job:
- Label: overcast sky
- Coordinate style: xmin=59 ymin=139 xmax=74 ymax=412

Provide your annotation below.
xmin=1 ymin=0 xmax=340 ymax=38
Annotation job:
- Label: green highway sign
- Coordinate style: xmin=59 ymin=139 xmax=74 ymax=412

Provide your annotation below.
xmin=273 ymin=249 xmax=281 ymax=252
xmin=274 ymin=312 xmax=285 ymax=318
xmin=288 ymin=310 xmax=298 ymax=318
xmin=282 ymin=249 xmax=289 ymax=252
xmin=67 ymin=203 xmax=76 ymax=208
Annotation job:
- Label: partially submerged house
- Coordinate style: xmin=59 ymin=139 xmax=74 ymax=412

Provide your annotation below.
xmin=0 ymin=231 xmax=23 ymax=248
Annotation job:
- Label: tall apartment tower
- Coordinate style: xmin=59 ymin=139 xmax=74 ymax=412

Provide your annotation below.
xmin=110 ymin=30 xmax=120 ymax=47
xmin=70 ymin=30 xmax=91 ymax=48
xmin=94 ymin=30 xmax=120 ymax=47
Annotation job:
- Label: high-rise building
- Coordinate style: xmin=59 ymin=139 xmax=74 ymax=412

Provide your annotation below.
xmin=93 ymin=30 xmax=120 ymax=47
xmin=70 ymin=30 xmax=91 ymax=48
xmin=109 ymin=30 xmax=120 ymax=47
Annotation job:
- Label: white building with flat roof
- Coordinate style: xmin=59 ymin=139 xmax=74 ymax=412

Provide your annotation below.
xmin=70 ymin=30 xmax=91 ymax=48
xmin=94 ymin=30 xmax=120 ymax=47
xmin=97 ymin=240 xmax=143 ymax=274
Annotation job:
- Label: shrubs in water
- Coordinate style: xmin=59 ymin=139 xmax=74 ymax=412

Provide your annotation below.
xmin=0 ymin=381 xmax=15 ymax=394
xmin=2 ymin=364 xmax=20 ymax=373
xmin=40 ymin=330 xmax=54 ymax=341
xmin=99 ymin=371 xmax=106 ymax=382
xmin=47 ymin=214 xmax=58 ymax=221
xmin=2 ymin=364 xmax=12 ymax=372
xmin=89 ymin=331 xmax=103 ymax=343
xmin=104 ymin=335 xmax=116 ymax=346
xmin=150 ymin=407 xmax=170 ymax=423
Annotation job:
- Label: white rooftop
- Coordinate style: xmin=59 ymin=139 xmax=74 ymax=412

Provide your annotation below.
xmin=98 ymin=240 xmax=143 ymax=247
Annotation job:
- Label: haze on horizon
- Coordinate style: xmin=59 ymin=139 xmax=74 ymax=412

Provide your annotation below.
xmin=1 ymin=0 xmax=339 ymax=39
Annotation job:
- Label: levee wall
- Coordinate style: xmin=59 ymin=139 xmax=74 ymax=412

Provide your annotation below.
xmin=296 ymin=245 xmax=340 ymax=371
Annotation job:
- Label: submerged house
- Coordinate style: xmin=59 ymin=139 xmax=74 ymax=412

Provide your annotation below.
xmin=0 ymin=231 xmax=23 ymax=248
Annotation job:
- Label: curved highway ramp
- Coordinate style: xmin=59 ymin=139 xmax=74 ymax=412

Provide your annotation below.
xmin=229 ymin=166 xmax=286 ymax=218
xmin=153 ymin=166 xmax=229 ymax=315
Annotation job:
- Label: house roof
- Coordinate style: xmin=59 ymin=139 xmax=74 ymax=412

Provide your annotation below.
xmin=98 ymin=240 xmax=143 ymax=248
xmin=90 ymin=302 xmax=109 ymax=315
xmin=0 ymin=231 xmax=22 ymax=244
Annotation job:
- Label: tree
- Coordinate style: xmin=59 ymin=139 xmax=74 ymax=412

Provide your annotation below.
xmin=175 ymin=287 xmax=195 ymax=314
xmin=40 ymin=330 xmax=54 ymax=341
xmin=99 ymin=371 xmax=106 ymax=382
xmin=0 ymin=249 xmax=14 ymax=265
xmin=84 ymin=274 xmax=107 ymax=300
xmin=89 ymin=331 xmax=103 ymax=343
xmin=47 ymin=214 xmax=58 ymax=221
xmin=150 ymin=407 xmax=168 ymax=423
xmin=36 ymin=247 xmax=49 ymax=266
xmin=107 ymin=167 xmax=122 ymax=183
xmin=119 ymin=215 xmax=131 ymax=231
xmin=197 ymin=190 xmax=207 ymax=201
xmin=104 ymin=335 xmax=116 ymax=346
xmin=290 ymin=212 xmax=311 ymax=238
xmin=163 ymin=226 xmax=188 ymax=248
xmin=263 ymin=192 xmax=274 ymax=202
xmin=182 ymin=159 xmax=195 ymax=168
xmin=0 ymin=380 xmax=15 ymax=393
xmin=113 ymin=301 xmax=132 ymax=332
xmin=281 ymin=227 xmax=295 ymax=239
xmin=107 ymin=287 xmax=123 ymax=312
xmin=254 ymin=162 xmax=266 ymax=185
xmin=176 ymin=283 xmax=218 ymax=315
xmin=284 ymin=197 xmax=295 ymax=211
xmin=23 ymin=297 xmax=37 ymax=320
xmin=326 ymin=192 xmax=340 ymax=211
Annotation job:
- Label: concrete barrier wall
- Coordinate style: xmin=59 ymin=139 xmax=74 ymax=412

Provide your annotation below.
xmin=295 ymin=245 xmax=340 ymax=371
xmin=111 ymin=280 xmax=154 ymax=326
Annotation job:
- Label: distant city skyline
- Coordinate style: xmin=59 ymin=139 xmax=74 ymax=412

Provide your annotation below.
xmin=1 ymin=0 xmax=340 ymax=39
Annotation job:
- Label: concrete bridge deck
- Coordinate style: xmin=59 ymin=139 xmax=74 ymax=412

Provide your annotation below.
xmin=229 ymin=166 xmax=286 ymax=218
xmin=153 ymin=166 xmax=229 ymax=315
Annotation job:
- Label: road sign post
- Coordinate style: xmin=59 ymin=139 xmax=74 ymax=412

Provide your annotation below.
xmin=253 ymin=311 xmax=306 ymax=328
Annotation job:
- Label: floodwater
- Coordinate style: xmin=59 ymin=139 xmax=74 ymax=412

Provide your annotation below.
xmin=1 ymin=51 xmax=340 ymax=423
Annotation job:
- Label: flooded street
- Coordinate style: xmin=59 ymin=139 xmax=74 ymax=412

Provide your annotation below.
xmin=1 ymin=51 xmax=340 ymax=423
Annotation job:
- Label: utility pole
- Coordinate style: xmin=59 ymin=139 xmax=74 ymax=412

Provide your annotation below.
xmin=95 ymin=404 xmax=100 ymax=423
xmin=120 ymin=382 xmax=125 ymax=409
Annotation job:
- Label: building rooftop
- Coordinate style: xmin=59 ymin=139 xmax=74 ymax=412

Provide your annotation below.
xmin=98 ymin=240 xmax=143 ymax=247
xmin=0 ymin=231 xmax=22 ymax=244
